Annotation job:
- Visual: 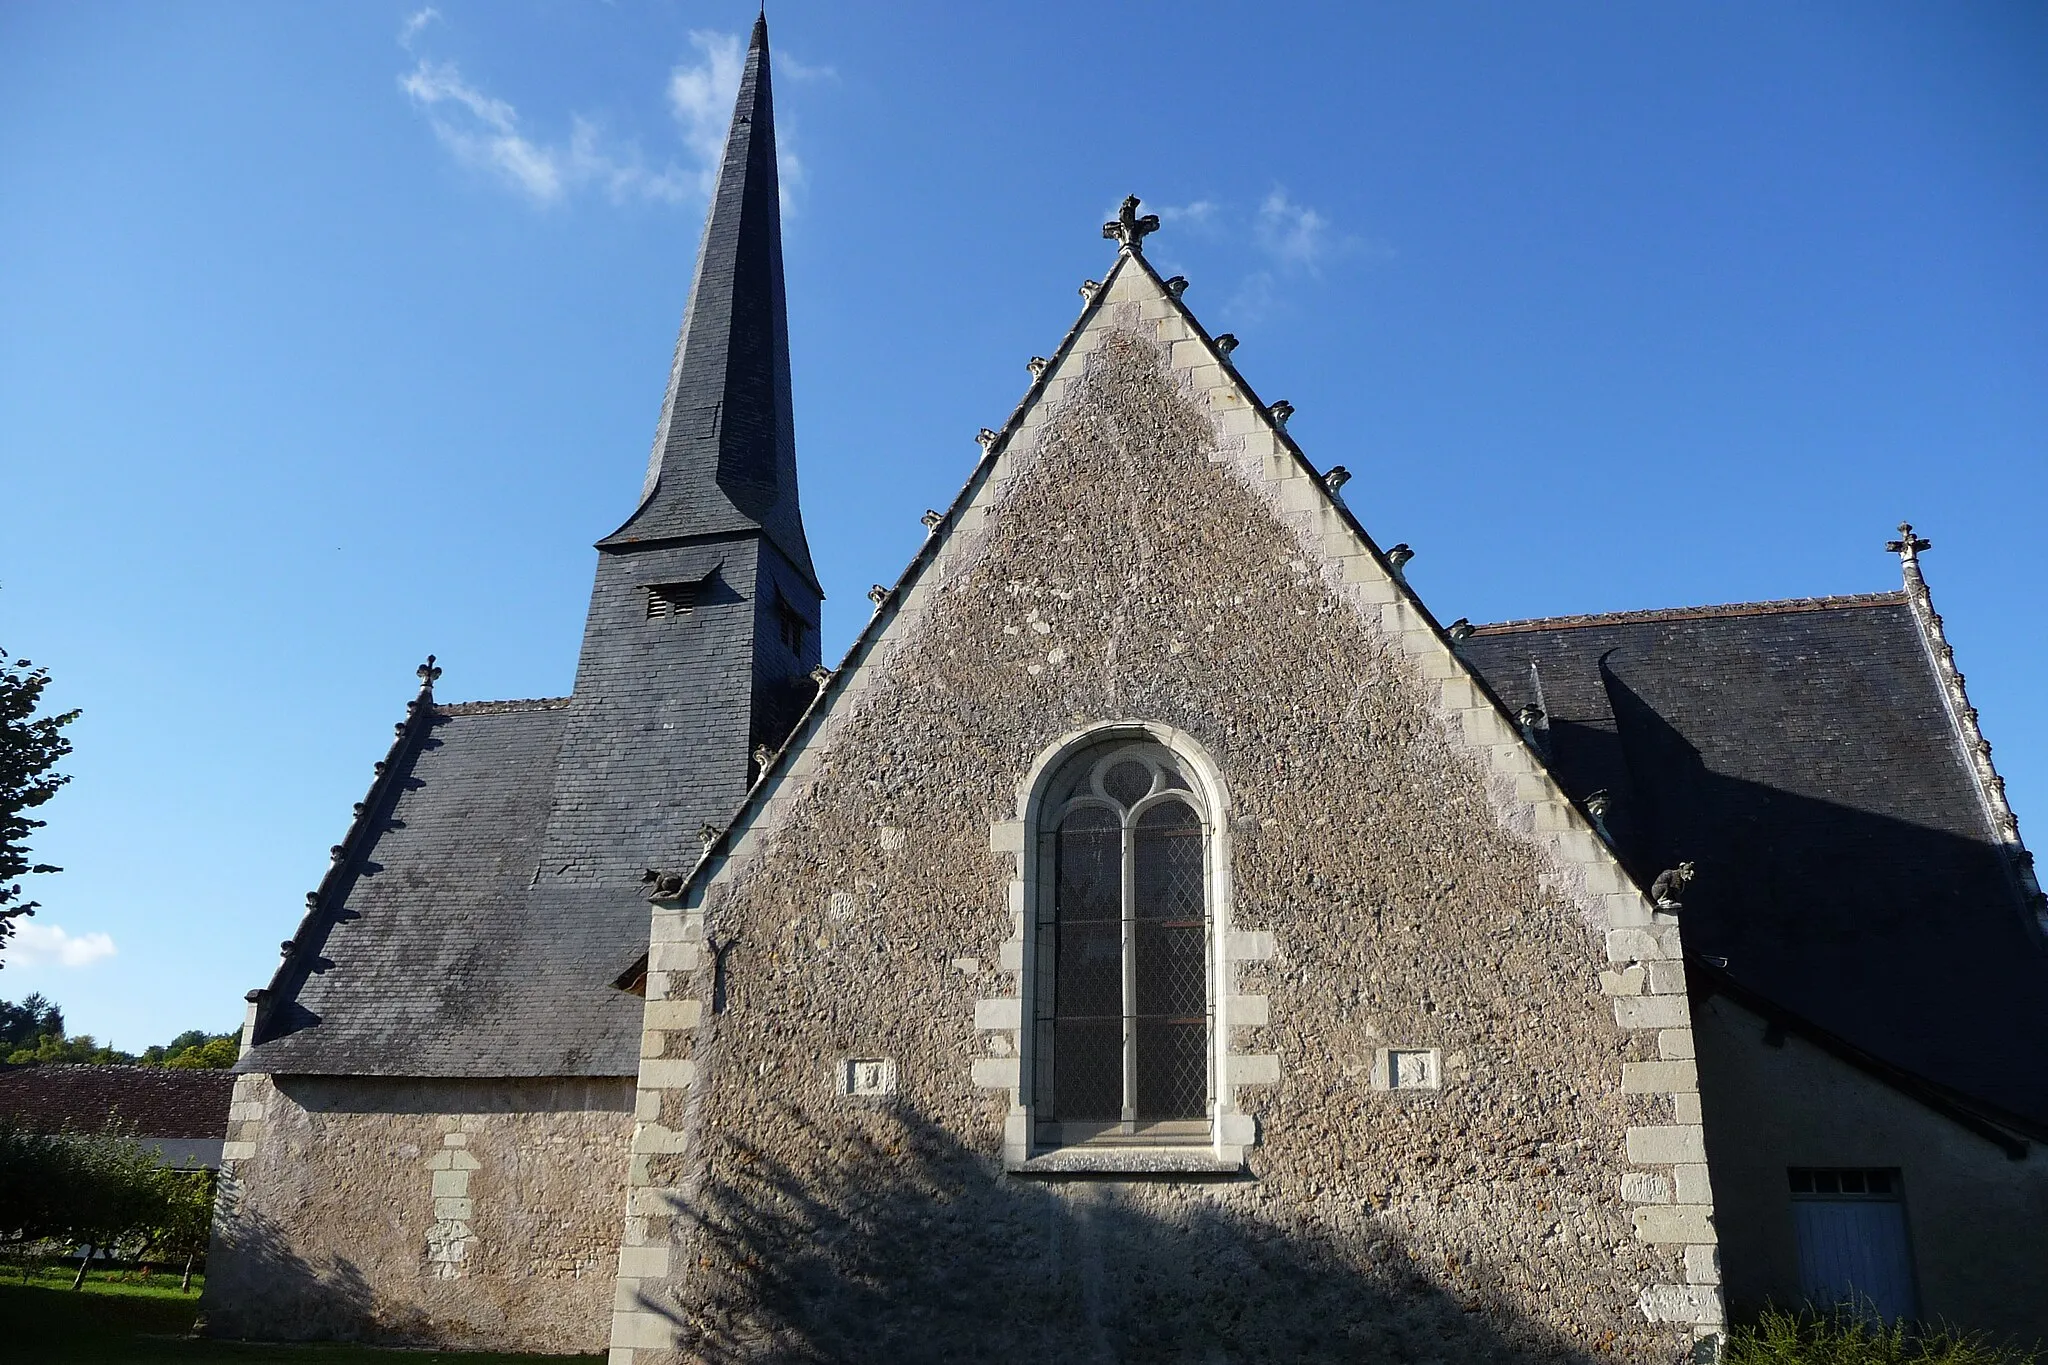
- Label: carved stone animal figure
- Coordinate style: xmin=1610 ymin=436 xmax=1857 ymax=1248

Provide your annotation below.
xmin=1651 ymin=861 xmax=1696 ymax=910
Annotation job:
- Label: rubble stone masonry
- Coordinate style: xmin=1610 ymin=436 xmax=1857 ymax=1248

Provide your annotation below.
xmin=204 ymin=1074 xmax=632 ymax=1353
xmin=612 ymin=259 xmax=1720 ymax=1363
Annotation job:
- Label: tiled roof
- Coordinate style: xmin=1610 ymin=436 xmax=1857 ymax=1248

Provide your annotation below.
xmin=0 ymin=1064 xmax=233 ymax=1139
xmin=1471 ymin=591 xmax=1906 ymax=634
xmin=1461 ymin=594 xmax=2048 ymax=1130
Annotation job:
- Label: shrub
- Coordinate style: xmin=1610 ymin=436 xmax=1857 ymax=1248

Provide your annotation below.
xmin=1728 ymin=1305 xmax=2041 ymax=1365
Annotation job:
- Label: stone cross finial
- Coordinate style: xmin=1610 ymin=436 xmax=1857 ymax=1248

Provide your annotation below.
xmin=1887 ymin=521 xmax=1931 ymax=569
xmin=1102 ymin=195 xmax=1161 ymax=253
xmin=416 ymin=654 xmax=442 ymax=691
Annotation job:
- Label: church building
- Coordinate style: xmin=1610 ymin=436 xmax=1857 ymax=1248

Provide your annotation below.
xmin=203 ymin=19 xmax=2048 ymax=1363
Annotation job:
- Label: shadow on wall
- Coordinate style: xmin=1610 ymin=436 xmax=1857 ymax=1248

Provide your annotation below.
xmin=628 ymin=1099 xmax=1645 ymax=1365
xmin=197 ymin=1198 xmax=432 ymax=1346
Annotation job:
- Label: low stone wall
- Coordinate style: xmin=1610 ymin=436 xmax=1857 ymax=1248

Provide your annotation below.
xmin=202 ymin=1074 xmax=632 ymax=1353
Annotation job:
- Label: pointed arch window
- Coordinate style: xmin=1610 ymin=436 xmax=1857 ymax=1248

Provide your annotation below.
xmin=1031 ymin=740 xmax=1213 ymax=1147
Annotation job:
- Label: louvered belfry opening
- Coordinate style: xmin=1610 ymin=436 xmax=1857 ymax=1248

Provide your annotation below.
xmin=1033 ymin=739 xmax=1213 ymax=1148
xmin=644 ymin=580 xmax=700 ymax=619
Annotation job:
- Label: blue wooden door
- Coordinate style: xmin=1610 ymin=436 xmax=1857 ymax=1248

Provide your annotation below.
xmin=1791 ymin=1181 xmax=1918 ymax=1322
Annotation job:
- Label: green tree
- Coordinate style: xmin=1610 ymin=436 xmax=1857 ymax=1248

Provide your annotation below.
xmin=162 ymin=1035 xmax=237 ymax=1069
xmin=0 ymin=630 xmax=80 ymax=966
xmin=0 ymin=992 xmax=62 ymax=1051
xmin=4 ymin=1032 xmax=132 ymax=1066
xmin=0 ymin=1118 xmax=173 ymax=1286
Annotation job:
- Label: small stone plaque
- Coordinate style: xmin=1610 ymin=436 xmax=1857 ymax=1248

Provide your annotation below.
xmin=1389 ymin=1049 xmax=1439 ymax=1091
xmin=842 ymin=1058 xmax=896 ymax=1097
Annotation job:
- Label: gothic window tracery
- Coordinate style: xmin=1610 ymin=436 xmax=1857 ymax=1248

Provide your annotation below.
xmin=1031 ymin=739 xmax=1213 ymax=1148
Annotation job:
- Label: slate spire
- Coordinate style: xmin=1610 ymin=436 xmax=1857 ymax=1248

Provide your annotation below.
xmin=603 ymin=14 xmax=814 ymax=586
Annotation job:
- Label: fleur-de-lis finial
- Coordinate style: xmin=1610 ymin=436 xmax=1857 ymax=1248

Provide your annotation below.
xmin=416 ymin=654 xmax=442 ymax=691
xmin=1886 ymin=521 xmax=1931 ymax=569
xmin=1103 ymin=195 xmax=1161 ymax=254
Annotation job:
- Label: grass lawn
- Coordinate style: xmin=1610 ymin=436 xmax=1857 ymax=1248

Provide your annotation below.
xmin=0 ymin=1272 xmax=601 ymax=1364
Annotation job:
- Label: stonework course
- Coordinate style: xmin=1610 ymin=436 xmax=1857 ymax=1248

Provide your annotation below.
xmin=612 ymin=260 xmax=1715 ymax=1362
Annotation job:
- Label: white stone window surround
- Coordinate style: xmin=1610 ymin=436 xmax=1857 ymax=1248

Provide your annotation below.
xmin=980 ymin=722 xmax=1273 ymax=1175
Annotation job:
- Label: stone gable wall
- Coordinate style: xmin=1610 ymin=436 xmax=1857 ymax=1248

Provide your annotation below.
xmin=613 ymin=283 xmax=1711 ymax=1363
xmin=202 ymin=1076 xmax=631 ymax=1353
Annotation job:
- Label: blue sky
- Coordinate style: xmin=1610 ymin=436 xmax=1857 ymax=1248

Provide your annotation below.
xmin=1 ymin=2 xmax=2042 ymax=1045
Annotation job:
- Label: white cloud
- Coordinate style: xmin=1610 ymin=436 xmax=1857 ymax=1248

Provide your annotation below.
xmin=9 ymin=922 xmax=117 ymax=969
xmin=400 ymin=54 xmax=690 ymax=206
xmin=667 ymin=31 xmax=748 ymax=197
xmin=398 ymin=7 xmax=440 ymax=51
xmin=401 ymin=59 xmax=563 ymax=201
xmin=396 ymin=25 xmax=810 ymax=211
xmin=777 ymin=51 xmax=837 ymax=83
xmin=667 ymin=31 xmax=805 ymax=207
xmin=1156 ymin=199 xmax=1219 ymax=231
xmin=1255 ymin=189 xmax=1335 ymax=270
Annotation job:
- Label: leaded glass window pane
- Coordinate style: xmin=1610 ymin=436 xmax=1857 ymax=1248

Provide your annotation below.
xmin=1037 ymin=743 xmax=1214 ymax=1146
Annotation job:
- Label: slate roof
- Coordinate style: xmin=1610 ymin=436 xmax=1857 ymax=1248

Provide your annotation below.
xmin=601 ymin=14 xmax=815 ymax=591
xmin=1461 ymin=591 xmax=2048 ymax=1134
xmin=0 ymin=1064 xmax=232 ymax=1138
xmin=238 ymin=17 xmax=814 ymax=1081
xmin=240 ymin=699 xmax=648 ymax=1077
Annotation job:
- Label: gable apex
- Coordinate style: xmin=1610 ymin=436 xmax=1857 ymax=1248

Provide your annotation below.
xmin=675 ymin=225 xmax=1647 ymax=939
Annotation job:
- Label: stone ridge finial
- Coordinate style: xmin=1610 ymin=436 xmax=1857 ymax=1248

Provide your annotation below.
xmin=1887 ymin=521 xmax=1931 ymax=572
xmin=416 ymin=654 xmax=442 ymax=693
xmin=1103 ymin=195 xmax=1160 ymax=254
